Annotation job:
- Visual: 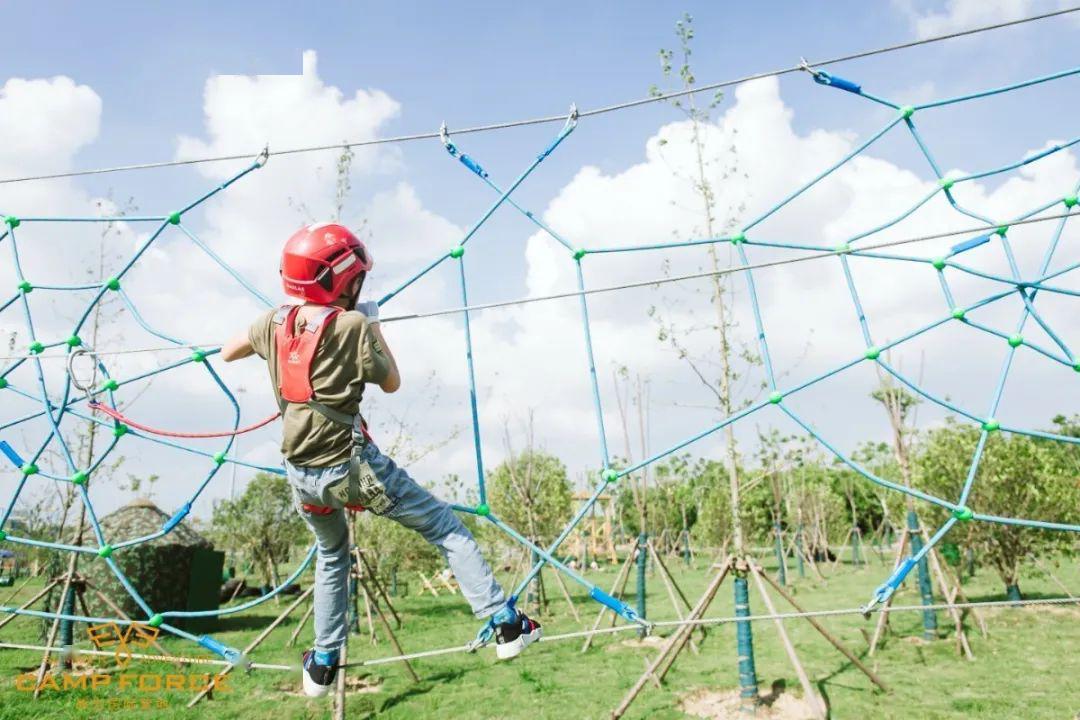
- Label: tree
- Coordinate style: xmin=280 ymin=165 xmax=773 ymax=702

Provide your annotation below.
xmin=210 ymin=472 xmax=307 ymax=587
xmin=915 ymin=417 xmax=1080 ymax=599
xmin=486 ymin=448 xmax=572 ymax=545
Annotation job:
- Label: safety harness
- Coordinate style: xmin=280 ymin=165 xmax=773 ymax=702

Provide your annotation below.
xmin=272 ymin=304 xmax=373 ymax=515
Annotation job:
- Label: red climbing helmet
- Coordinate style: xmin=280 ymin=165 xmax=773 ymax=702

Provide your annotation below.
xmin=279 ymin=223 xmax=374 ymax=304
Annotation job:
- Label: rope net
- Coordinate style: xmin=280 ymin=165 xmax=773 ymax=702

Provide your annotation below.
xmin=0 ymin=59 xmax=1078 ymax=663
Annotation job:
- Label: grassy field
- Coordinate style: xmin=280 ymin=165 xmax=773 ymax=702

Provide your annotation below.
xmin=0 ymin=548 xmax=1077 ymax=719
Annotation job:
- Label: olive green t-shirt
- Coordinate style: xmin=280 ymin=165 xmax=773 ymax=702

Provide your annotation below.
xmin=248 ymin=308 xmax=391 ymax=467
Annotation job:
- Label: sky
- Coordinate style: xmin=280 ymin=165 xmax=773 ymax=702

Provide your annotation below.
xmin=0 ymin=0 xmax=1078 ymax=525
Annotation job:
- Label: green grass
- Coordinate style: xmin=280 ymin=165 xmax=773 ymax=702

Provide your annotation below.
xmin=0 ymin=549 xmax=1077 ymax=719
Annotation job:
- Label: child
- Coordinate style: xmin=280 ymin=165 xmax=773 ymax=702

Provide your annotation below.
xmin=221 ymin=223 xmax=540 ymax=697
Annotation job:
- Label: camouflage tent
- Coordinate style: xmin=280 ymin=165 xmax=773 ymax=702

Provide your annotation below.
xmin=79 ymin=497 xmax=223 ymax=631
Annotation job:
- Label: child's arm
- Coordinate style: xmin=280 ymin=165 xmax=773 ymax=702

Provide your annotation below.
xmin=370 ymin=323 xmax=401 ymax=393
xmin=357 ymin=301 xmax=400 ymax=393
xmin=220 ymin=331 xmax=255 ymax=362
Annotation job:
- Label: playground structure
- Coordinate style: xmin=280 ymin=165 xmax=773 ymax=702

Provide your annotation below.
xmin=568 ymin=490 xmax=619 ymax=567
xmin=0 ymin=9 xmax=1079 ymax=716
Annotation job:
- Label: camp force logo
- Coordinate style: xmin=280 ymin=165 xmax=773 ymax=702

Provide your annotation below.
xmin=11 ymin=622 xmax=231 ymax=699
xmin=86 ymin=621 xmax=160 ymax=667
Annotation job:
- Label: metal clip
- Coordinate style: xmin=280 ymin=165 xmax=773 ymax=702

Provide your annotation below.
xmin=439 ymin=122 xmax=460 ymax=158
xmin=254 ymin=144 xmax=270 ymax=168
xmin=66 ymin=348 xmax=95 ymax=402
xmin=798 ymin=57 xmax=824 ymax=80
xmin=565 ymin=103 xmax=580 ymax=131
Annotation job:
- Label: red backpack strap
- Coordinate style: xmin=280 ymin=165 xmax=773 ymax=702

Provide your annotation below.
xmin=274 ymin=305 xmax=342 ymax=404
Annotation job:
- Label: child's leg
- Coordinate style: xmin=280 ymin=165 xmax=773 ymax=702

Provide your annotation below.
xmin=363 ymin=444 xmax=507 ymax=618
xmin=287 ymin=464 xmax=352 ymax=655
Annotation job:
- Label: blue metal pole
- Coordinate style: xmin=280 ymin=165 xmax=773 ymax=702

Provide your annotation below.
xmin=734 ymin=572 xmax=759 ymax=707
xmin=907 ymin=510 xmax=938 ymax=639
xmin=635 ymin=532 xmax=648 ymax=637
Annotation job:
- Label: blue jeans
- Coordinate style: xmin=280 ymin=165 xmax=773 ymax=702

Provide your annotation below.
xmin=285 ymin=440 xmax=506 ymax=654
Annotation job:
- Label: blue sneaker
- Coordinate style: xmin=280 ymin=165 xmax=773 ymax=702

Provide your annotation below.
xmin=302 ymin=649 xmax=338 ymax=697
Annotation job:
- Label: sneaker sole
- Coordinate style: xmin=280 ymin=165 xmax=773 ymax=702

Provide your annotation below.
xmin=496 ymin=626 xmax=542 ymax=660
xmin=302 ymin=676 xmax=333 ymax=698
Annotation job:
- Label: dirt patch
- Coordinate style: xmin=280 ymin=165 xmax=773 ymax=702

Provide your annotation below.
xmin=680 ymin=686 xmax=820 ymax=720
xmin=275 ymin=673 xmax=382 ymax=696
xmin=611 ymin=635 xmax=667 ymax=651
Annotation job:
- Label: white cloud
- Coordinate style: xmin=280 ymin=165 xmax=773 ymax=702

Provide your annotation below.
xmin=2 ymin=56 xmax=1076 ymax=528
xmin=899 ymin=0 xmax=1074 ymax=40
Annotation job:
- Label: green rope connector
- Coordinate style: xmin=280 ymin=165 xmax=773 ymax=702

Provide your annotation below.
xmin=0 ymin=530 xmax=6 ymax=541
xmin=147 ymin=614 xmax=164 ymax=628
xmin=864 ymin=346 xmax=880 ymax=360
xmin=66 ymin=335 xmax=82 ymax=348
xmin=475 ymin=503 xmax=490 ymax=517
xmin=1064 ymin=195 xmax=1078 ymax=209
xmin=1073 ymin=362 xmax=1080 ymax=372
xmin=449 ymin=245 xmax=465 ymax=259
xmin=212 ymin=451 xmax=226 ymax=465
xmin=730 ymin=233 xmax=746 ymax=245
xmin=938 ymin=177 xmax=954 ymax=190
xmin=982 ymin=419 xmax=1001 ymax=432
xmin=4 ymin=216 xmax=19 ymax=229
xmin=70 ymin=471 xmax=88 ymax=486
xmin=768 ymin=391 xmax=783 ymax=404
xmin=97 ymin=545 xmax=114 ymax=558
xmin=0 ymin=377 xmax=7 ymax=389
xmin=932 ymin=257 xmax=947 ymax=271
xmin=952 ymin=506 xmax=974 ymax=522
xmin=995 ymin=225 xmax=1008 ymax=237
xmin=28 ymin=342 xmax=44 ymax=355
xmin=113 ymin=424 xmax=128 ymax=438
xmin=834 ymin=242 xmax=851 ymax=254
xmin=572 ymin=248 xmax=587 ymax=261
xmin=21 ymin=463 xmax=38 ymax=476
xmin=167 ymin=211 xmax=181 ymax=225
xmin=99 ymin=378 xmax=119 ymax=393
xmin=17 ymin=280 xmax=32 ymax=294
xmin=899 ymin=105 xmax=915 ymax=119
xmin=191 ymin=349 xmax=206 ymax=363
xmin=105 ymin=277 xmax=121 ymax=291
xmin=601 ymin=468 xmax=619 ymax=483
xmin=951 ymin=307 xmax=966 ymax=320
xmin=1007 ymin=333 xmax=1023 ymax=348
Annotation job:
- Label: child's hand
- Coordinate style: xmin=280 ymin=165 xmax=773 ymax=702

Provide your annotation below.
xmin=355 ymin=300 xmax=380 ymax=324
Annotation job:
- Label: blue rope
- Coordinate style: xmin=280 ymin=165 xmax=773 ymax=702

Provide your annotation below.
xmin=1 ymin=61 xmax=1078 ymax=660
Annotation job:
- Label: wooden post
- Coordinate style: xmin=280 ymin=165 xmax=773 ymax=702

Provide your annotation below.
xmin=80 ymin=575 xmax=183 ymax=666
xmin=868 ymin=528 xmax=909 ymax=656
xmin=356 ymin=572 xmax=419 ymax=683
xmin=582 ymin=547 xmax=636 ymax=653
xmin=34 ymin=565 xmax=78 ymax=698
xmin=0 ymin=578 xmax=60 ymax=631
xmin=547 ymin=566 xmax=582 ymax=623
xmin=755 ymin=563 xmax=889 ymax=692
xmin=187 ymin=586 xmax=314 ymax=707
xmin=648 ymin=538 xmax=705 ymax=649
xmin=355 ymin=549 xmax=401 ymax=628
xmin=287 ymin=600 xmax=315 ymax=647
xmin=610 ymin=558 xmax=730 ymax=719
xmin=748 ymin=565 xmax=825 ymax=719
xmin=333 ymin=639 xmax=347 ymax=720
xmin=417 ymin=571 xmax=439 ymax=597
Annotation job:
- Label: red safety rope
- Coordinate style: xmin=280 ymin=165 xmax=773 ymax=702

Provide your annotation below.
xmin=89 ymin=402 xmax=280 ymax=439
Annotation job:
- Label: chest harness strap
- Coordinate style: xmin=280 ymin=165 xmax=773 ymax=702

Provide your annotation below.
xmin=273 ymin=304 xmax=373 ymax=515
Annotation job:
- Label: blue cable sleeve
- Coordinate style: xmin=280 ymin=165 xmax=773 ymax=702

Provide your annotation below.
xmin=162 ymin=503 xmax=192 ymax=533
xmin=950 ymin=233 xmax=991 ymax=255
xmin=197 ymin=635 xmax=243 ymax=663
xmin=814 ymin=70 xmax=862 ymax=94
xmin=0 ymin=440 xmax=24 ymax=467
